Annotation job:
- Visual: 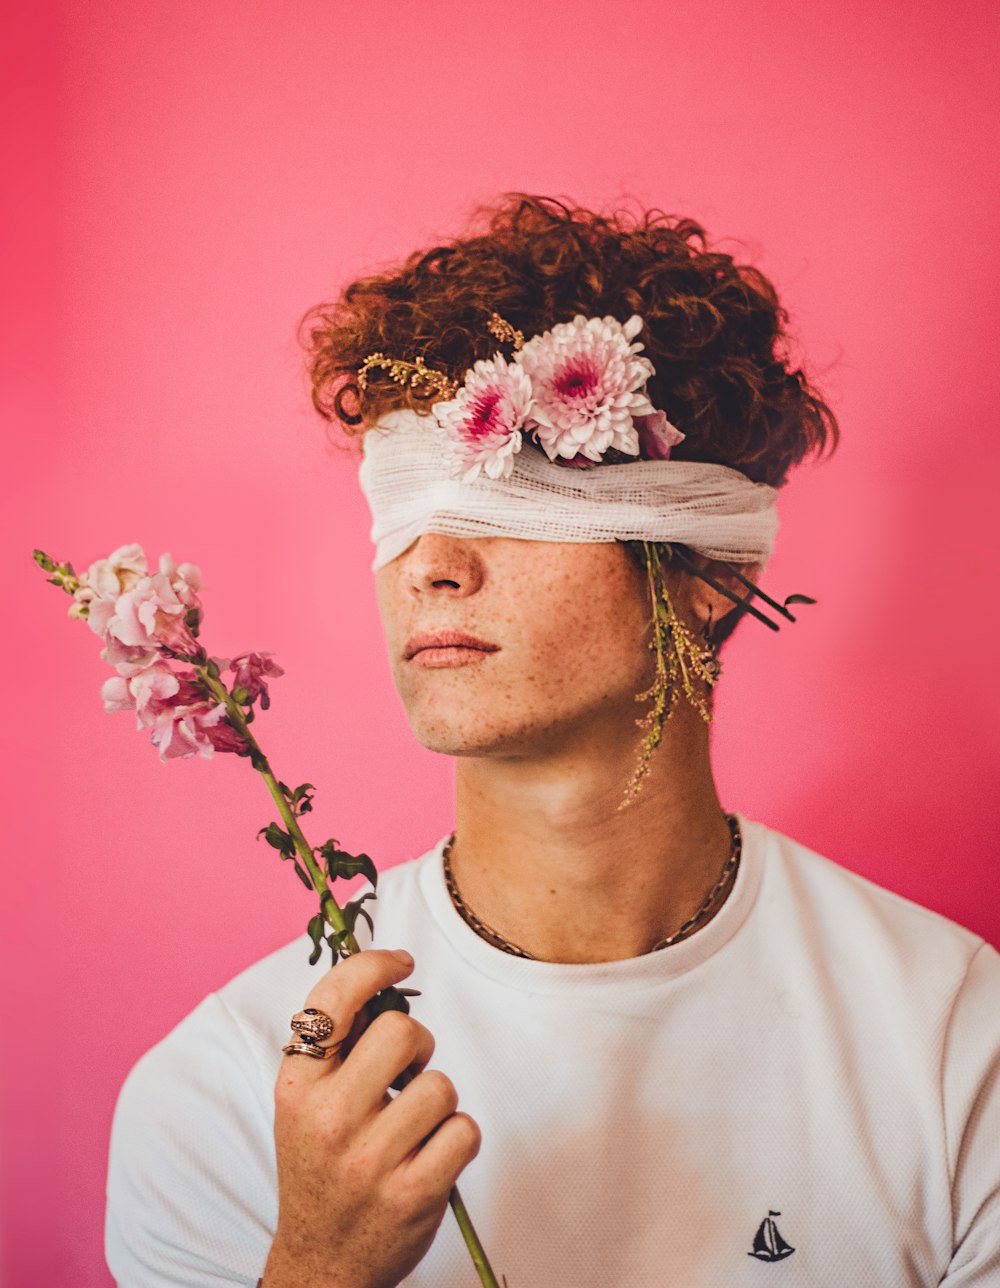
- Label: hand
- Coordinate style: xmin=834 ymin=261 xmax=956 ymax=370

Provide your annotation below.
xmin=261 ymin=949 xmax=482 ymax=1288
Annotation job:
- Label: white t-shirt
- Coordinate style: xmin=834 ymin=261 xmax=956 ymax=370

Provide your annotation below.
xmin=105 ymin=814 xmax=1000 ymax=1286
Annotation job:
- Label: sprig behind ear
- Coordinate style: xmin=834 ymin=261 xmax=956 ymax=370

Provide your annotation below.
xmin=619 ymin=542 xmax=721 ymax=811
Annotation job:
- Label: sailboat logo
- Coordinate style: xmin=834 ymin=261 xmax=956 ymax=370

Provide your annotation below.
xmin=748 ymin=1210 xmax=795 ymax=1262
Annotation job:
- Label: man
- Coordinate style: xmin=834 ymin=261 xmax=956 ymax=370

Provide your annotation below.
xmin=107 ymin=195 xmax=1000 ymax=1286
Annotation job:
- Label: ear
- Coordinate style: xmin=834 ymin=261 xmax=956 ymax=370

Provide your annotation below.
xmin=678 ymin=554 xmax=762 ymax=628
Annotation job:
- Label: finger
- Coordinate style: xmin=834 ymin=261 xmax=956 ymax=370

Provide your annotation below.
xmin=369 ymin=1068 xmax=459 ymax=1169
xmin=401 ymin=1110 xmax=482 ymax=1193
xmin=334 ymin=1011 xmax=436 ymax=1122
xmin=278 ymin=949 xmax=415 ymax=1083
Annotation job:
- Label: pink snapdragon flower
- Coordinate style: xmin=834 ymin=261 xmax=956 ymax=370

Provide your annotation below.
xmin=101 ymin=663 xmax=239 ymax=761
xmin=69 ymin=543 xmax=148 ymax=619
xmin=146 ymin=697 xmax=229 ymax=760
xmin=87 ymin=553 xmax=204 ymax=670
xmin=517 ymin=314 xmax=655 ymax=463
xmin=227 ymin=651 xmax=285 ymax=709
xmin=433 ymin=355 xmax=534 ymax=482
xmin=158 ymin=553 xmax=203 ymax=610
xmin=101 ymin=659 xmax=180 ymax=718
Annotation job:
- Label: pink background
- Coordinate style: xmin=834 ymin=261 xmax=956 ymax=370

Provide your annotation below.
xmin=4 ymin=1 xmax=999 ymax=1283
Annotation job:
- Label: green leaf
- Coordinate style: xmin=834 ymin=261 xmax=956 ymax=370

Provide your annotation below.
xmin=276 ymin=783 xmax=317 ymax=818
xmin=341 ymin=889 xmax=377 ymax=940
xmin=325 ymin=929 xmax=351 ymax=959
xmin=344 ymin=852 xmax=379 ymax=888
xmin=318 ymin=843 xmax=378 ymax=890
xmin=257 ymin=821 xmax=295 ymax=854
xmin=306 ymin=913 xmax=325 ymax=965
xmin=342 ymin=891 xmax=376 ymax=922
xmin=257 ymin=822 xmax=313 ymax=888
xmin=368 ymin=984 xmax=410 ymax=1018
xmin=290 ymin=858 xmax=314 ymax=890
xmin=342 ymin=890 xmax=377 ymax=937
xmin=291 ymin=784 xmax=316 ymax=816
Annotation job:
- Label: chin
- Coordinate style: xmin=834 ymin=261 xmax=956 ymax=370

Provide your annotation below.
xmin=411 ymin=723 xmax=515 ymax=758
xmin=405 ymin=706 xmax=539 ymax=758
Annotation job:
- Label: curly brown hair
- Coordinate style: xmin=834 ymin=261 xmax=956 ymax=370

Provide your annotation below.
xmin=299 ymin=192 xmax=838 ymax=489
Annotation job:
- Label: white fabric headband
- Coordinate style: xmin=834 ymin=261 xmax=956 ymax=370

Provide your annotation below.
xmin=358 ymin=407 xmax=780 ymax=572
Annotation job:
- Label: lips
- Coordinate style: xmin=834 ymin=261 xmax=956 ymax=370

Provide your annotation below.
xmin=404 ymin=630 xmax=500 ymax=660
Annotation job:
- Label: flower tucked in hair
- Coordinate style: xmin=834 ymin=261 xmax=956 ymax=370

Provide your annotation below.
xmin=414 ymin=313 xmax=683 ymax=480
xmin=633 ymin=409 xmax=687 ymax=461
xmin=517 ymin=314 xmax=655 ymax=463
xmin=432 ymin=355 xmax=534 ymax=482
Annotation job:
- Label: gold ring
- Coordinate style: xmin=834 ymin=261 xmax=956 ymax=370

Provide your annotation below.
xmin=281 ymin=1039 xmax=345 ymax=1061
xmin=289 ymin=1007 xmax=336 ymax=1042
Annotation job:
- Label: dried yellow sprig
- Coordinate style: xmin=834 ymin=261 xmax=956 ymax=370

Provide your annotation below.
xmin=356 ymin=315 xmax=520 ymax=410
xmin=357 ymin=352 xmax=459 ymax=400
xmin=486 ymin=312 xmax=524 ymax=351
xmin=618 ymin=541 xmax=721 ymax=810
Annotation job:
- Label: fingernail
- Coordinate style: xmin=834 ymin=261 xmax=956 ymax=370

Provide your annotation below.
xmin=392 ymin=949 xmax=414 ymax=966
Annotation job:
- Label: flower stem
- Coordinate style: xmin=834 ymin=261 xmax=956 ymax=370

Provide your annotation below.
xmin=195 ymin=665 xmax=504 ymax=1288
xmin=448 ymin=1186 xmax=501 ymax=1284
xmin=197 ymin=668 xmax=358 ymax=945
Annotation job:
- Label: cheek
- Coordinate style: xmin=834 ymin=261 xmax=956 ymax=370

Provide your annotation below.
xmin=513 ymin=562 xmax=650 ymax=690
xmin=373 ymin=572 xmax=402 ymax=643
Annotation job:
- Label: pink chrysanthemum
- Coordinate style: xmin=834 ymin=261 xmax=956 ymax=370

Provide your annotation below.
xmin=432 ymin=355 xmax=534 ymax=482
xmin=517 ymin=314 xmax=656 ymax=463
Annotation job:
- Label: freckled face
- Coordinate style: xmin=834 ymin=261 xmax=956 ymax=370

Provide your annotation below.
xmin=374 ymin=533 xmax=656 ymax=757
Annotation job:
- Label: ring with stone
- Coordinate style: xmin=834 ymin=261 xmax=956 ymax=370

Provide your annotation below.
xmin=283 ymin=1006 xmax=346 ymax=1057
xmin=289 ymin=1006 xmax=336 ymax=1043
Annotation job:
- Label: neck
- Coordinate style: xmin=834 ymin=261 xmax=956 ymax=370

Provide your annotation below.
xmin=448 ymin=698 xmax=734 ymax=963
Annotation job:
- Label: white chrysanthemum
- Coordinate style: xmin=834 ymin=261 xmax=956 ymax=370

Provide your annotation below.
xmin=432 ymin=354 xmax=534 ymax=482
xmin=516 ymin=314 xmax=656 ymax=462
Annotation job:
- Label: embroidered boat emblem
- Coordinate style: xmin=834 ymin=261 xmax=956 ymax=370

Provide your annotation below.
xmin=748 ymin=1210 xmax=795 ymax=1261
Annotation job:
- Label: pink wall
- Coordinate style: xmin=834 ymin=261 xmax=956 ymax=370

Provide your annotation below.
xmin=5 ymin=1 xmax=999 ymax=1282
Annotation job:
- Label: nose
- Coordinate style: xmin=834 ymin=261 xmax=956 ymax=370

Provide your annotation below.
xmin=400 ymin=531 xmax=485 ymax=597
